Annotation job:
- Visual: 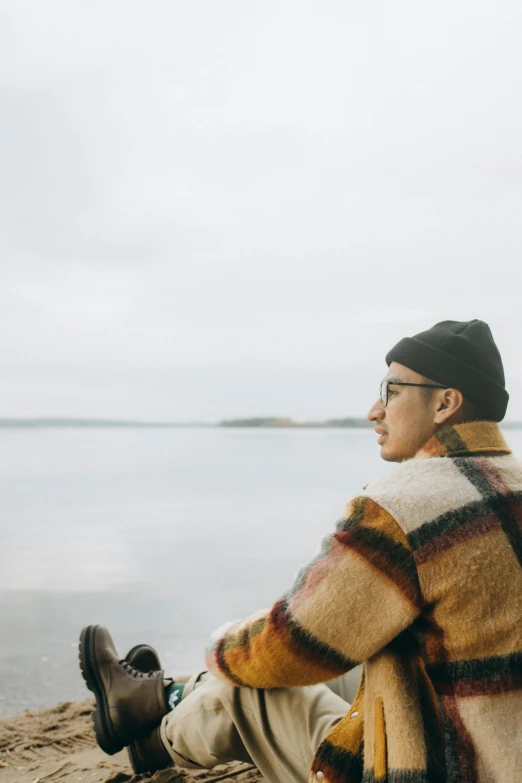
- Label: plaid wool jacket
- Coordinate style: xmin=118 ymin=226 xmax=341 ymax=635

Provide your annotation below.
xmin=205 ymin=421 xmax=522 ymax=783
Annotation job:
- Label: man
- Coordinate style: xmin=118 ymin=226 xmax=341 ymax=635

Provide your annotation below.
xmin=79 ymin=319 xmax=522 ymax=783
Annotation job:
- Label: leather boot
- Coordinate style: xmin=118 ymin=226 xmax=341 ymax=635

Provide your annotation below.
xmin=79 ymin=625 xmax=168 ymax=755
xmin=126 ymin=643 xmax=191 ymax=686
xmin=126 ymin=643 xmax=161 ymax=673
xmin=128 ymin=724 xmax=173 ymax=774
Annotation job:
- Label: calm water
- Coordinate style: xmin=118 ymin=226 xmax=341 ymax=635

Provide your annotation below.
xmin=1 ymin=426 xmax=520 ymax=716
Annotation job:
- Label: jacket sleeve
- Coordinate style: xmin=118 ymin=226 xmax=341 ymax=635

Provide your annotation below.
xmin=205 ymin=495 xmax=422 ymax=688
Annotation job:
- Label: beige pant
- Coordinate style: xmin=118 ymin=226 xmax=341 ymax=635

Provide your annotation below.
xmin=160 ymin=667 xmax=361 ymax=783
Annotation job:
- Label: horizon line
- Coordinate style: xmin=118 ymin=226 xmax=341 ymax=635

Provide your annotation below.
xmin=0 ymin=415 xmax=370 ymax=427
xmin=0 ymin=416 xmax=521 ymax=429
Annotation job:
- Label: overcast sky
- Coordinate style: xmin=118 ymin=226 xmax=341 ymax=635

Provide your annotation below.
xmin=1 ymin=1 xmax=521 ymax=421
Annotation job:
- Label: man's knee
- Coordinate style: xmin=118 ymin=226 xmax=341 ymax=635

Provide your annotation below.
xmin=163 ymin=674 xmax=252 ymax=768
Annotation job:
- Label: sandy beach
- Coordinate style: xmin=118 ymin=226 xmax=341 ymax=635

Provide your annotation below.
xmin=0 ymin=700 xmax=262 ymax=783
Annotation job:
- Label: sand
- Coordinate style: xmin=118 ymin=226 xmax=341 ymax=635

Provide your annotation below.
xmin=0 ymin=700 xmax=263 ymax=783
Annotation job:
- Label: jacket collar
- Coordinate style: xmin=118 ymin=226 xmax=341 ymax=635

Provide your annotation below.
xmin=415 ymin=421 xmax=511 ymax=459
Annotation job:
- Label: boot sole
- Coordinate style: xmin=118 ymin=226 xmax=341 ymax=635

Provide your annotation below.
xmin=79 ymin=625 xmax=123 ymax=755
xmin=127 ymin=742 xmax=141 ymax=774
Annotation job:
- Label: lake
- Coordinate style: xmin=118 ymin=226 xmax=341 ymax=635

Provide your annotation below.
xmin=1 ymin=426 xmax=520 ymax=715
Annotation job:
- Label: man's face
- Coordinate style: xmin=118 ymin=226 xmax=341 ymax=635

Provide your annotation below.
xmin=366 ymin=362 xmax=441 ymax=462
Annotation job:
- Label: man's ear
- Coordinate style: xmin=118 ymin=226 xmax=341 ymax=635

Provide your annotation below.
xmin=434 ymin=388 xmax=464 ymax=425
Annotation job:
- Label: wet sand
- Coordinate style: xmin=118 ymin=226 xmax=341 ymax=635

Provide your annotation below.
xmin=0 ymin=700 xmax=262 ymax=783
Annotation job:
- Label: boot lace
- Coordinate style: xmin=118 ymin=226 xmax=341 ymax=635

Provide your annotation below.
xmin=119 ymin=660 xmax=161 ymax=679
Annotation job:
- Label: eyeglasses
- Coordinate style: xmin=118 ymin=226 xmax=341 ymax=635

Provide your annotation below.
xmin=380 ymin=380 xmax=447 ymax=408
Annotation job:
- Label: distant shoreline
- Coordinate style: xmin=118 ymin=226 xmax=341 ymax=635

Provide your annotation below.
xmin=1 ymin=417 xmax=521 ymax=429
xmin=0 ymin=416 xmax=372 ymax=429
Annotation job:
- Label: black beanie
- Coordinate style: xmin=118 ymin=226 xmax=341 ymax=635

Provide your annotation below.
xmin=385 ymin=319 xmax=509 ymax=422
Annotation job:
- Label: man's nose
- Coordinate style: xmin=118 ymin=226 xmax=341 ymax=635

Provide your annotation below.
xmin=367 ymin=398 xmax=384 ymax=422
